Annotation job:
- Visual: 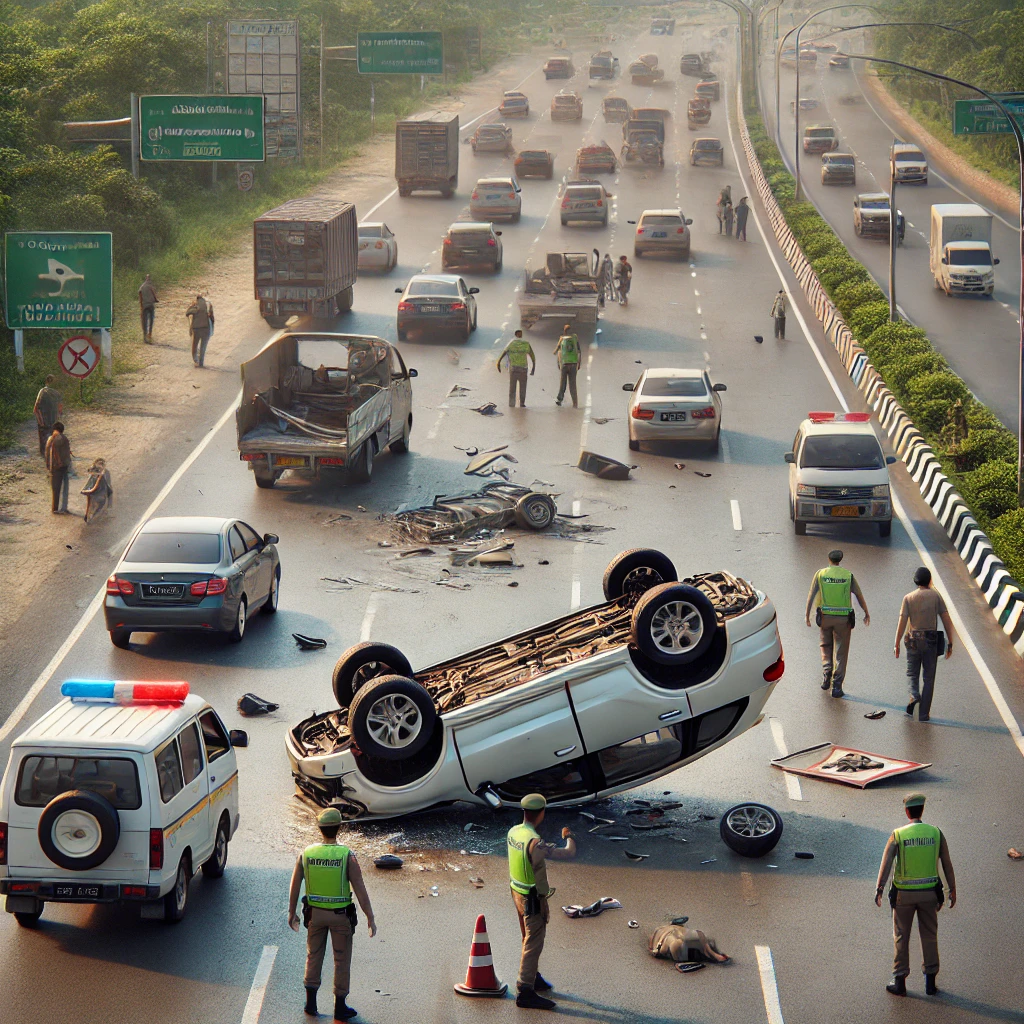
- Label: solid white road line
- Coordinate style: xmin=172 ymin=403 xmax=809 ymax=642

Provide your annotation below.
xmin=730 ymin=499 xmax=743 ymax=532
xmin=755 ymin=945 xmax=786 ymax=1024
xmin=0 ymin=396 xmax=240 ymax=746
xmin=240 ymin=945 xmax=279 ymax=1024
xmin=360 ymin=593 xmax=380 ymax=642
xmin=727 ymin=83 xmax=1024 ymax=760
xmin=768 ymin=717 xmax=803 ymax=802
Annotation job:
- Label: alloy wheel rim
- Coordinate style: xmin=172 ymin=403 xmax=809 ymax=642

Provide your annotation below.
xmin=649 ymin=600 xmax=703 ymax=653
xmin=365 ymin=694 xmax=422 ymax=749
xmin=525 ymin=500 xmax=552 ymax=527
xmin=237 ymin=600 xmax=246 ymax=636
xmin=621 ymin=566 xmax=666 ymax=596
xmin=727 ymin=805 xmax=776 ymax=838
xmin=176 ymin=865 xmax=187 ymax=909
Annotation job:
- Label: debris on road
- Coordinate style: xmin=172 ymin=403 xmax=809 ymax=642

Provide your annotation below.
xmin=237 ymin=692 xmax=280 ymax=716
xmin=864 ymin=709 xmax=887 ymax=720
xmin=539 ymin=559 xmax=550 ymax=565
xmin=377 ymin=540 xmax=392 ymax=547
xmin=578 ymin=450 xmax=632 ymax=480
xmin=694 ymin=471 xmax=712 ymax=478
xmin=676 ymin=962 xmax=706 ymax=974
xmin=448 ymin=384 xmax=472 ymax=397
xmin=562 ymin=897 xmax=623 ymax=918
xmin=754 ymin=335 xmax=763 ymax=344
xmin=374 ymin=855 xmax=404 ymax=870
xmin=321 ymin=577 xmax=420 ymax=594
xmin=465 ymin=450 xmax=518 ymax=479
xmin=508 ymin=581 xmax=519 ymax=587
xmin=771 ymin=742 xmax=932 ymax=789
xmin=625 ymin=851 xmax=650 ymax=862
xmin=397 ymin=547 xmax=435 ymax=558
xmin=1008 ymin=848 xmax=1023 ymax=860
xmin=795 ymin=852 xmax=815 ymax=860
xmin=470 ymin=877 xmax=485 ymax=888
xmin=628 ymin=920 xmax=640 ymax=928
xmin=674 ymin=463 xmax=686 ymax=470
xmin=700 ymin=858 xmax=717 ymax=865
xmin=580 ymin=812 xmax=616 ymax=825
xmin=325 ymin=514 xmax=352 ymax=524
xmin=592 ymin=417 xmax=613 ymax=425
xmin=822 ymin=753 xmax=885 ymax=772
xmin=472 ymin=402 xmax=502 ymax=416
xmin=292 ymin=633 xmax=328 ymax=650
xmin=671 ymin=916 xmax=690 ymax=926
xmin=464 ymin=822 xmax=487 ymax=832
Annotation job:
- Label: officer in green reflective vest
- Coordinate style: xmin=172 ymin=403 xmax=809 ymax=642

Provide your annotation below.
xmin=508 ymin=794 xmax=576 ymax=1010
xmin=804 ymin=548 xmax=870 ymax=697
xmin=875 ymin=793 xmax=956 ymax=997
xmin=553 ymin=324 xmax=581 ymax=408
xmin=497 ymin=330 xmax=536 ymax=408
xmin=288 ymin=808 xmax=377 ymax=1021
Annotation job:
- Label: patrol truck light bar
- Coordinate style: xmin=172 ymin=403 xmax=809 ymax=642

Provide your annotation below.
xmin=807 ymin=411 xmax=870 ymax=423
xmin=61 ymin=680 xmax=190 ymax=704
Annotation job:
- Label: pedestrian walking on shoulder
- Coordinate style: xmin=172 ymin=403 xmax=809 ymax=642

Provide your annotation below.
xmin=894 ymin=567 xmax=955 ymax=722
xmin=614 ymin=255 xmax=632 ymax=305
xmin=138 ymin=274 xmax=158 ymax=343
xmin=554 ymin=324 xmax=581 ymax=408
xmin=497 ymin=330 xmax=536 ymax=408
xmin=723 ymin=201 xmax=734 ymax=236
xmin=288 ymin=808 xmax=377 ymax=1022
xmin=44 ymin=421 xmax=72 ymax=514
xmin=735 ymin=197 xmax=750 ymax=241
xmin=875 ymin=792 xmax=956 ymax=998
xmin=185 ymin=294 xmax=214 ymax=368
xmin=508 ymin=794 xmax=577 ymax=1010
xmin=33 ymin=375 xmax=64 ymax=458
xmin=771 ymin=289 xmax=787 ymax=339
xmin=81 ymin=458 xmax=114 ymax=523
xmin=805 ymin=548 xmax=870 ymax=697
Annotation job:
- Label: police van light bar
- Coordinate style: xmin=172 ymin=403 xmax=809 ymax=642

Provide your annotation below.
xmin=807 ymin=411 xmax=870 ymax=423
xmin=61 ymin=681 xmax=190 ymax=704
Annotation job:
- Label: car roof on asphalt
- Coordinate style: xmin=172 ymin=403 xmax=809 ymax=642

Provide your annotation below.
xmin=140 ymin=516 xmax=230 ymax=534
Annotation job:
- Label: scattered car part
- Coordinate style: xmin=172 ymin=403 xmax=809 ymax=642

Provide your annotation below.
xmin=237 ymin=693 xmax=280 ymax=716
xmin=625 ymin=851 xmax=650 ymax=861
xmin=719 ymin=803 xmax=784 ymax=857
xmin=578 ymin=451 xmax=632 ymax=479
xmin=628 ymin=920 xmax=640 ymax=928
xmin=332 ymin=642 xmax=414 ymax=707
xmin=676 ymin=962 xmax=706 ymax=973
xmin=347 ymin=674 xmax=438 ymax=760
xmin=562 ymin=897 xmax=623 ymax=918
xmin=294 ymin=633 xmax=328 ymax=650
xmin=795 ymin=851 xmax=815 ymax=860
xmin=374 ymin=855 xmax=404 ymax=869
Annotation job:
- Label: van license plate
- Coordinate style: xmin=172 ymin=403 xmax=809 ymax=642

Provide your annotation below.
xmin=831 ymin=505 xmax=859 ymax=517
xmin=275 ymin=456 xmax=306 ymax=467
xmin=55 ymin=884 xmax=102 ymax=899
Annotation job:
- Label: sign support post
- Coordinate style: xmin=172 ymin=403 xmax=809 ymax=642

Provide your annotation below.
xmin=100 ymin=329 xmax=112 ymax=381
xmin=13 ymin=330 xmax=24 ymax=373
xmin=130 ymin=93 xmax=140 ymax=179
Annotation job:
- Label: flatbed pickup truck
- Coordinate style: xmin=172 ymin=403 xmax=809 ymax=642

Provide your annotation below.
xmin=519 ymin=251 xmax=602 ymax=330
xmin=236 ymin=332 xmax=416 ymax=487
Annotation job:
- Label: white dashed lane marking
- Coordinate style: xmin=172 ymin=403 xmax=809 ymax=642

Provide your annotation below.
xmin=730 ymin=499 xmax=742 ymax=531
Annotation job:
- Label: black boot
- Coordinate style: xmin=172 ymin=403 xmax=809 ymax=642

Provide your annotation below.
xmin=304 ymin=987 xmax=318 ymax=1015
xmin=334 ymin=997 xmax=358 ymax=1020
xmin=886 ymin=976 xmax=907 ymax=996
xmin=925 ymin=974 xmax=939 ymax=995
xmin=535 ymin=973 xmax=553 ymax=992
xmin=906 ymin=698 xmax=919 ymax=717
xmin=821 ymin=674 xmax=831 ymax=691
xmin=516 ymin=986 xmax=556 ymax=1010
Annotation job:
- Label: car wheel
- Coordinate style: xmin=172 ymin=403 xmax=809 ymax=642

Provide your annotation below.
xmin=14 ymin=909 xmax=43 ymax=927
xmin=350 ymin=438 xmax=375 ymax=483
xmin=879 ymin=520 xmax=892 ymax=538
xmin=389 ymin=416 xmax=412 ymax=454
xmin=460 ymin=317 xmax=472 ymax=341
xmin=631 ymin=582 xmax=717 ymax=666
xmin=110 ymin=629 xmax=132 ymax=649
xmin=628 ymin=438 xmax=640 ymax=451
xmin=514 ymin=492 xmax=557 ymax=530
xmin=634 ymin=247 xmax=642 ymax=257
xmin=854 ymin=222 xmax=862 ymax=236
xmin=38 ymin=790 xmax=120 ymax=871
xmin=164 ymin=856 xmax=190 ymax=923
xmin=228 ymin=596 xmax=247 ymax=643
xmin=253 ymin=468 xmax=277 ymax=489
xmin=397 ymin=326 xmax=408 ymax=342
xmin=603 ymin=548 xmax=677 ymax=601
xmin=710 ymin=429 xmax=720 ymax=453
xmin=262 ymin=567 xmax=280 ymax=614
xmin=472 ymin=308 xmax=478 ymax=330
xmin=720 ymin=803 xmax=783 ymax=857
xmin=202 ymin=816 xmax=230 ymax=879
xmin=264 ymin=315 xmax=290 ymax=329
xmin=333 ymin=642 xmax=414 ymax=707
xmin=348 ymin=675 xmax=438 ymax=761
xmin=794 ymin=519 xmax=807 ymax=536
xmin=561 ymin=218 xmax=568 ymax=226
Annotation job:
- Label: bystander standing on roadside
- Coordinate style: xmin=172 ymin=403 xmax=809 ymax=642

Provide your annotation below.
xmin=894 ymin=567 xmax=955 ymax=722
xmin=185 ymin=294 xmax=214 ymax=368
xmin=771 ymin=290 xmax=787 ymax=339
xmin=81 ymin=458 xmax=114 ymax=523
xmin=553 ymin=324 xmax=580 ymax=408
xmin=735 ymin=197 xmax=750 ymax=241
xmin=44 ymin=421 xmax=72 ymax=515
xmin=138 ymin=274 xmax=158 ymax=343
xmin=723 ymin=201 xmax=734 ymax=237
xmin=33 ymin=375 xmax=63 ymax=458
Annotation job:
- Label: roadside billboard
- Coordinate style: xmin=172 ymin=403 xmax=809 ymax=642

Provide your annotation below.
xmin=357 ymin=32 xmax=444 ymax=75
xmin=4 ymin=232 xmax=113 ymax=330
xmin=139 ymin=95 xmax=265 ymax=162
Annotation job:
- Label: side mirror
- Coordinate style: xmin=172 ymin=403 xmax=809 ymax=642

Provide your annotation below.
xmin=229 ymin=729 xmax=249 ymax=748
xmin=469 ymin=287 xmax=480 ymax=294
xmin=622 ymin=383 xmax=634 ymax=391
xmin=784 ymin=452 xmax=796 ymax=463
xmin=712 ymin=382 xmax=726 ymax=392
xmin=263 ymin=533 xmax=279 ymax=545
xmin=408 ymin=368 xmax=418 ymax=377
xmin=395 ymin=287 xmax=404 ymax=293
xmin=940 ymin=257 xmax=947 ymax=266
xmin=685 ymin=218 xmax=693 ymax=225
xmin=994 ymin=258 xmax=1001 ymax=265
xmin=627 ymin=219 xmax=636 ymax=225
xmin=886 ymin=455 xmax=897 ymax=464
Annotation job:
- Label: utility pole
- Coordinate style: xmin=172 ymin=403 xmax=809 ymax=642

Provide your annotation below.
xmin=319 ymin=19 xmax=324 ymax=169
xmin=889 ymin=140 xmax=898 ymax=321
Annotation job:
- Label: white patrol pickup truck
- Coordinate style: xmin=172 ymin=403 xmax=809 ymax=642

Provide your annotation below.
xmin=0 ymin=681 xmax=243 ymax=926
xmin=785 ymin=412 xmax=896 ymax=537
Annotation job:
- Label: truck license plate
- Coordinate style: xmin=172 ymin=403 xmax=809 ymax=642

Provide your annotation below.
xmin=275 ymin=456 xmax=306 ymax=467
xmin=831 ymin=505 xmax=859 ymax=517
xmin=660 ymin=411 xmax=686 ymax=422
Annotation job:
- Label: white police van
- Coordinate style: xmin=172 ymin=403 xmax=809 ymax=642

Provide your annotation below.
xmin=0 ymin=681 xmax=242 ymax=926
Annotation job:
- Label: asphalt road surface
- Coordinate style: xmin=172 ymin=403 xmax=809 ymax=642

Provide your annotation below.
xmin=762 ymin=46 xmax=1023 ymax=432
xmin=3 ymin=22 xmax=1024 ymax=1024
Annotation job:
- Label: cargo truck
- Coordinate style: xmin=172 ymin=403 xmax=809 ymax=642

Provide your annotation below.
xmin=930 ymin=204 xmax=999 ymax=297
xmin=395 ymin=112 xmax=459 ymax=198
xmin=254 ymin=199 xmax=358 ymax=329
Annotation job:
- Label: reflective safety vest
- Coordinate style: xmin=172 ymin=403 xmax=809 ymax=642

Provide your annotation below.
xmin=506 ymin=340 xmax=533 ymax=369
xmin=507 ymin=823 xmax=541 ymax=895
xmin=302 ymin=843 xmax=353 ymax=908
xmin=558 ymin=334 xmax=580 ymax=365
xmin=893 ymin=822 xmax=941 ymax=890
xmin=817 ymin=567 xmax=853 ymax=615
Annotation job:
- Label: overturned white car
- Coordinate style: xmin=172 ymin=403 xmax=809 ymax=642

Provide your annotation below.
xmin=287 ymin=549 xmax=786 ymax=855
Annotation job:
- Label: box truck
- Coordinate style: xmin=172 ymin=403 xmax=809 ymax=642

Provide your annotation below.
xmin=930 ymin=204 xmax=998 ymax=296
xmin=395 ymin=112 xmax=459 ymax=197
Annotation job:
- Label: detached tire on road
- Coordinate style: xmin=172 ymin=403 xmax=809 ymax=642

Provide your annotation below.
xmin=333 ymin=642 xmax=414 ymax=707
xmin=349 ymin=675 xmax=437 ymax=761
xmin=603 ymin=548 xmax=677 ymax=601
xmin=720 ymin=803 xmax=783 ymax=857
xmin=632 ymin=582 xmax=717 ymax=666
xmin=514 ymin=492 xmax=557 ymax=531
xmin=38 ymin=790 xmax=120 ymax=872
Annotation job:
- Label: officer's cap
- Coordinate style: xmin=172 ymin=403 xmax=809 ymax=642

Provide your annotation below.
xmin=318 ymin=807 xmax=343 ymax=826
xmin=828 ymin=549 xmax=844 ymax=563
xmin=521 ymin=793 xmax=547 ymax=811
xmin=903 ymin=792 xmax=926 ymax=809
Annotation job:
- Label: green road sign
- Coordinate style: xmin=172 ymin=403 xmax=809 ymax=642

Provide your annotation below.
xmin=357 ymin=32 xmax=443 ymax=75
xmin=953 ymin=93 xmax=1024 ymax=135
xmin=4 ymin=232 xmax=113 ymax=330
xmin=140 ymin=95 xmax=265 ymax=161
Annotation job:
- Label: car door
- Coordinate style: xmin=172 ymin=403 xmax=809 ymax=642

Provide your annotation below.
xmin=459 ymin=279 xmax=476 ymax=321
xmin=155 ymin=728 xmax=208 ymax=874
xmin=228 ymin=524 xmax=261 ymax=606
xmin=390 ymin=348 xmax=413 ymax=442
xmin=788 ymin=427 xmax=804 ymax=502
xmin=236 ymin=521 xmax=270 ymax=601
xmin=384 ymin=224 xmax=396 ymax=264
xmin=176 ymin=719 xmax=214 ymax=863
xmin=199 ymin=708 xmax=239 ymax=837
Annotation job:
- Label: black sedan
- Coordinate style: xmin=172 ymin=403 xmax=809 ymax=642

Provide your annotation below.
xmin=396 ymin=274 xmax=479 ymax=342
xmin=104 ymin=516 xmax=280 ymax=648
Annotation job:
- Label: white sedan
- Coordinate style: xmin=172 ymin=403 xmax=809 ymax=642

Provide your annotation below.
xmin=469 ymin=176 xmax=522 ymax=222
xmin=286 ymin=548 xmax=786 ymax=857
xmin=357 ymin=222 xmax=398 ymax=272
xmin=625 ymin=367 xmax=726 ymax=452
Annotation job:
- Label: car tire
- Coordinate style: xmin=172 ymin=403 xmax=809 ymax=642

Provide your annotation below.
xmin=512 ymin=212 xmax=520 ymax=223
xmin=14 ymin=909 xmax=43 ymax=927
xmin=397 ymin=326 xmax=408 ymax=342
xmin=38 ymin=790 xmax=121 ymax=871
xmin=110 ymin=629 xmax=132 ymax=649
xmin=460 ymin=318 xmax=472 ymax=342
xmin=628 ymin=438 xmax=640 ymax=451
xmin=389 ymin=416 xmax=412 ymax=454
xmin=854 ymin=222 xmax=862 ymax=236
xmin=398 ymin=186 xmax=411 ymax=197
xmin=263 ymin=315 xmax=290 ymax=329
xmin=720 ymin=803 xmax=783 ymax=858
xmin=164 ymin=856 xmax=190 ymax=923
xmin=471 ymin=308 xmax=478 ymax=330
xmin=603 ymin=548 xmax=677 ymax=601
xmin=262 ymin=566 xmax=280 ymax=614
xmin=634 ymin=247 xmax=642 ymax=257
xmin=561 ymin=218 xmax=568 ymax=226
xmin=253 ymin=468 xmax=278 ymax=489
xmin=348 ymin=674 xmax=437 ymax=761
xmin=333 ymin=642 xmax=414 ymax=707
xmin=794 ymin=519 xmax=807 ymax=536
xmin=350 ymin=438 xmax=375 ymax=483
xmin=228 ymin=596 xmax=247 ymax=643
xmin=631 ymin=582 xmax=717 ymax=666
xmin=514 ymin=492 xmax=557 ymax=530
xmin=879 ymin=520 xmax=892 ymax=538
xmin=202 ymin=817 xmax=230 ymax=879
xmin=710 ymin=429 xmax=720 ymax=453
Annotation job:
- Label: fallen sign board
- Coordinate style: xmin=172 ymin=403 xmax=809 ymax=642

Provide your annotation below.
xmin=140 ymin=95 xmax=265 ymax=162
xmin=771 ymin=742 xmax=931 ymax=789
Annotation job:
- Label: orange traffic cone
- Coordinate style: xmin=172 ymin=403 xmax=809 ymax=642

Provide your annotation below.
xmin=454 ymin=914 xmax=508 ymax=997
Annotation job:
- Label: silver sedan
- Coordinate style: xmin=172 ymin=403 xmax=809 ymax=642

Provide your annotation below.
xmin=625 ymin=368 xmax=726 ymax=452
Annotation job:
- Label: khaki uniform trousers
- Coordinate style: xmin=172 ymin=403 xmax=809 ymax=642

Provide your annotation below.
xmin=512 ymin=891 xmax=549 ymax=989
xmin=819 ymin=613 xmax=852 ymax=687
xmin=305 ymin=907 xmax=354 ymax=996
xmin=509 ymin=367 xmax=528 ymax=407
xmin=892 ymin=888 xmax=940 ymax=977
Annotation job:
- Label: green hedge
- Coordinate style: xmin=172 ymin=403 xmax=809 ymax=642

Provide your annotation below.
xmin=745 ymin=106 xmax=1023 ymax=584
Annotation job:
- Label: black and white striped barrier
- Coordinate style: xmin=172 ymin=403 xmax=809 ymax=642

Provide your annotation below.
xmin=738 ymin=87 xmax=1024 ymax=657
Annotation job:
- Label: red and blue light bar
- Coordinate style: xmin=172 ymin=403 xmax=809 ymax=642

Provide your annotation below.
xmin=61 ymin=681 xmax=190 ymax=704
xmin=808 ymin=411 xmax=870 ymax=423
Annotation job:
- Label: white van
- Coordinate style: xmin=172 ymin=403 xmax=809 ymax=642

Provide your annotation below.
xmin=890 ymin=142 xmax=928 ymax=184
xmin=0 ymin=681 xmax=242 ymax=926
